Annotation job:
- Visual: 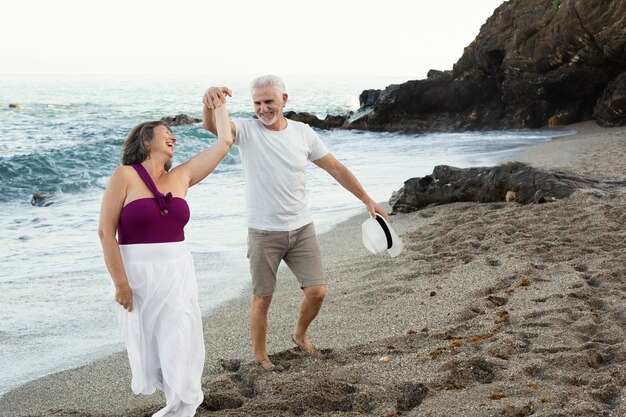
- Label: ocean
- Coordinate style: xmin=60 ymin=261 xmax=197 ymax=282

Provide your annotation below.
xmin=0 ymin=74 xmax=575 ymax=395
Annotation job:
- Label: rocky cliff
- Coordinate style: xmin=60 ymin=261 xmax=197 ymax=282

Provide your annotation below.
xmin=344 ymin=0 xmax=626 ymax=132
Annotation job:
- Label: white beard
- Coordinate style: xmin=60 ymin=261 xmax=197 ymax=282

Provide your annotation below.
xmin=258 ymin=112 xmax=279 ymax=126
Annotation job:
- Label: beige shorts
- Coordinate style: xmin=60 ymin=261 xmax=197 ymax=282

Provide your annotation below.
xmin=247 ymin=222 xmax=325 ymax=296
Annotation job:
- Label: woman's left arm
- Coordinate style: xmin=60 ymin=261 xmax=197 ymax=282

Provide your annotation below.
xmin=184 ymin=104 xmax=234 ymax=187
xmin=98 ymin=166 xmax=134 ymax=311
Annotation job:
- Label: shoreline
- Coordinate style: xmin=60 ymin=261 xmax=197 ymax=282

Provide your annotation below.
xmin=1 ymin=121 xmax=624 ymax=416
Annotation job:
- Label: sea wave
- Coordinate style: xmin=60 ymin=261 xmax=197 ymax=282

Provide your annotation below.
xmin=0 ymin=125 xmax=241 ymax=204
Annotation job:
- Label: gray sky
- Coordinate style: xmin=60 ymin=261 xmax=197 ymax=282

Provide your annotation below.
xmin=2 ymin=0 xmax=505 ymax=77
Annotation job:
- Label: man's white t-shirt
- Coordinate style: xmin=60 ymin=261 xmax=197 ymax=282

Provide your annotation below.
xmin=233 ymin=118 xmax=329 ymax=231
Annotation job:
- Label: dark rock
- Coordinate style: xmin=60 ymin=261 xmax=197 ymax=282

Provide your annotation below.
xmin=593 ymin=71 xmax=626 ymax=127
xmin=284 ymin=111 xmax=348 ymax=129
xmin=31 ymin=193 xmax=54 ymax=207
xmin=389 ymin=162 xmax=600 ymax=213
xmin=160 ymin=114 xmax=201 ymax=126
xmin=324 ymin=114 xmax=350 ymax=128
xmin=345 ymin=0 xmax=626 ymax=132
xmin=9 ymin=104 xmax=22 ymax=109
xmin=359 ymin=89 xmax=381 ymax=107
xmin=284 ymin=111 xmax=320 ymax=127
xmin=426 ymin=69 xmax=453 ymax=80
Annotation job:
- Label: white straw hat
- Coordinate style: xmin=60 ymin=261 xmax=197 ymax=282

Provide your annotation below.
xmin=361 ymin=214 xmax=404 ymax=257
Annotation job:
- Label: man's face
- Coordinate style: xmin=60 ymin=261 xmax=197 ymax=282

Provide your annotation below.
xmin=252 ymin=85 xmax=288 ymax=127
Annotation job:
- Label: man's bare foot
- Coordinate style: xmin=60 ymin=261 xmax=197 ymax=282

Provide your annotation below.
xmin=291 ymin=335 xmax=321 ymax=356
xmin=254 ymin=359 xmax=276 ymax=371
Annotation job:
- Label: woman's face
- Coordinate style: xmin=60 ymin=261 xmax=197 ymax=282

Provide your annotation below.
xmin=150 ymin=124 xmax=177 ymax=159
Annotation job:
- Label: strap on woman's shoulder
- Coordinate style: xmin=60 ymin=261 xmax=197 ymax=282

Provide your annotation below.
xmin=131 ymin=164 xmax=160 ymax=196
xmin=131 ymin=164 xmax=173 ymax=215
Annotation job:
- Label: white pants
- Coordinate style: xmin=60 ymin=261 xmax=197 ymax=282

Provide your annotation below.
xmin=117 ymin=241 xmax=204 ymax=417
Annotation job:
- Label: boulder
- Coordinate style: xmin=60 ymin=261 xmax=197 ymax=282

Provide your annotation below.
xmin=346 ymin=0 xmax=626 ymax=132
xmin=160 ymin=114 xmax=201 ymax=126
xmin=31 ymin=193 xmax=54 ymax=207
xmin=389 ymin=162 xmax=601 ymax=213
xmin=593 ymin=71 xmax=626 ymax=127
xmin=284 ymin=111 xmax=348 ymax=129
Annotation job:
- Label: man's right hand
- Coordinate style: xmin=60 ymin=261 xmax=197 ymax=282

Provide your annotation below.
xmin=203 ymin=87 xmax=232 ymax=109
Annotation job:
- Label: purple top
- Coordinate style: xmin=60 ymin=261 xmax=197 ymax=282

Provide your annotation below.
xmin=117 ymin=164 xmax=190 ymax=245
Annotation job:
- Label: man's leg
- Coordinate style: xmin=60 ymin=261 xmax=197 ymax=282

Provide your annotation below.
xmin=247 ymin=228 xmax=285 ymax=370
xmin=283 ymin=223 xmax=327 ymax=355
xmin=250 ymin=293 xmax=274 ymax=369
xmin=292 ymin=284 xmax=326 ymax=354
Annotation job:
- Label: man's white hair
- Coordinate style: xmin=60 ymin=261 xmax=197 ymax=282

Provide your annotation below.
xmin=250 ymin=74 xmax=286 ymax=96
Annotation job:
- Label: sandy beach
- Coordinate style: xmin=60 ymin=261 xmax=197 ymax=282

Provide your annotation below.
xmin=1 ymin=121 xmax=624 ymax=417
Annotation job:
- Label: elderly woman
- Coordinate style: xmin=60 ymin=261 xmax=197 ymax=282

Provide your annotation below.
xmin=98 ymin=103 xmax=232 ymax=417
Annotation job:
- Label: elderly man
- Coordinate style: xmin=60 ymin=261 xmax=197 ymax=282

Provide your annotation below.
xmin=203 ymin=75 xmax=387 ymax=370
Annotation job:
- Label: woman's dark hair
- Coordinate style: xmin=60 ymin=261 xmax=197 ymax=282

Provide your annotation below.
xmin=121 ymin=121 xmax=170 ymax=169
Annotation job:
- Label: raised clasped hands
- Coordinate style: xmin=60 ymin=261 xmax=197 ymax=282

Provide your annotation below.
xmin=203 ymin=86 xmax=232 ymax=109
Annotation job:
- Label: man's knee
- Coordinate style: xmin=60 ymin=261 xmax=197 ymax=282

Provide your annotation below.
xmin=304 ymin=285 xmax=326 ymax=304
xmin=252 ymin=294 xmax=273 ymax=313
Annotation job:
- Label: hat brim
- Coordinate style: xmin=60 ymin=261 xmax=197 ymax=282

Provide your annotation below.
xmin=361 ymin=215 xmax=404 ymax=257
xmin=386 ymin=224 xmax=404 ymax=257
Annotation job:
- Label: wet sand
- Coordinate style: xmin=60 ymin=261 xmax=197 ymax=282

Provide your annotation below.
xmin=1 ymin=121 xmax=624 ymax=416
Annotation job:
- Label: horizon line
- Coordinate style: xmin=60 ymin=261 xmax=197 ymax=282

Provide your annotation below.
xmin=0 ymin=73 xmax=422 ymax=79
